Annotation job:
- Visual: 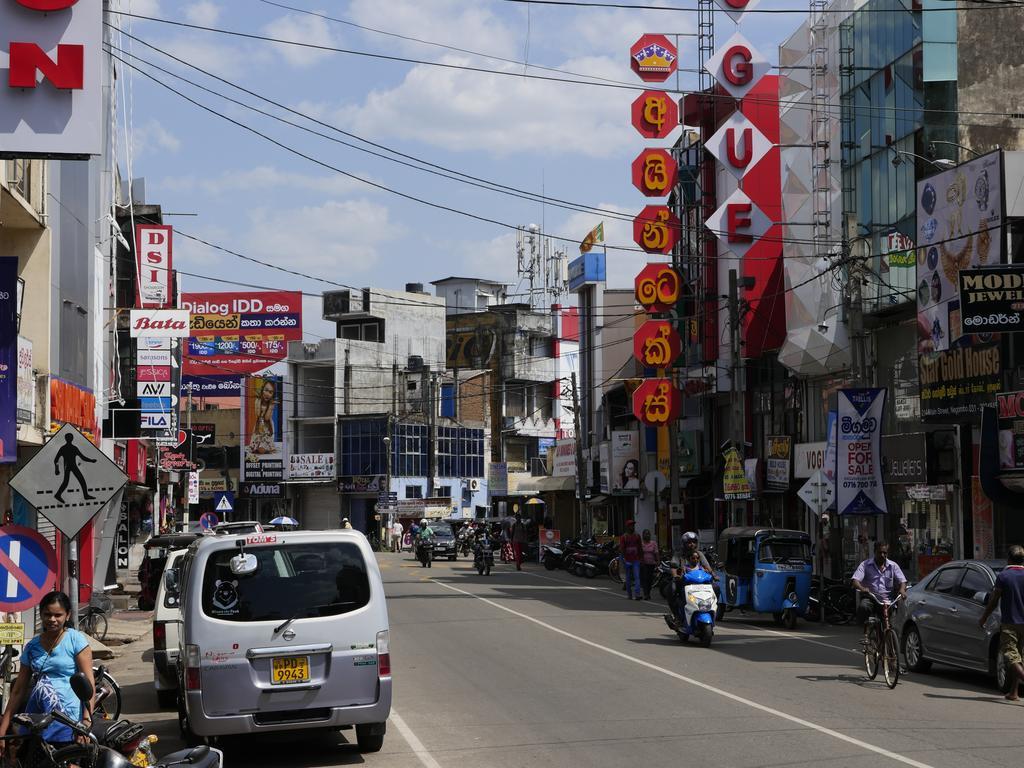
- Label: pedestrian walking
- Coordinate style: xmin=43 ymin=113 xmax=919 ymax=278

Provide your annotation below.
xmin=979 ymin=544 xmax=1024 ymax=701
xmin=619 ymin=520 xmax=643 ymax=600
xmin=640 ymin=529 xmax=658 ymax=600
xmin=512 ymin=516 xmax=528 ymax=571
xmin=391 ymin=519 xmax=404 ymax=552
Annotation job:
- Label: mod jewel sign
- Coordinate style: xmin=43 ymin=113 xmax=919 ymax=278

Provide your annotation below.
xmin=836 ymin=388 xmax=887 ymax=515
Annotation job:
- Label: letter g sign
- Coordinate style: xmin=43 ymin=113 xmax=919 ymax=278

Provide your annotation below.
xmin=15 ymin=0 xmax=79 ymax=9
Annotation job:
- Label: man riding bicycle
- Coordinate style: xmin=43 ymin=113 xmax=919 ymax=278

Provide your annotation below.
xmin=851 ymin=540 xmax=907 ymax=628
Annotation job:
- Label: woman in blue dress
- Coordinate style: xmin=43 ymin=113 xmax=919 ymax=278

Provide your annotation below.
xmin=0 ymin=591 xmax=96 ymax=758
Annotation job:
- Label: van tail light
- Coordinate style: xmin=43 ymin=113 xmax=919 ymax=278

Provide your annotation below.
xmin=376 ymin=630 xmax=390 ymax=677
xmin=185 ymin=644 xmax=201 ymax=691
xmin=153 ymin=622 xmax=166 ymax=651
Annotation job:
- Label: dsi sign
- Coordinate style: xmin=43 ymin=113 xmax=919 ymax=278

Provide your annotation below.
xmin=1 ymin=0 xmax=102 ymax=158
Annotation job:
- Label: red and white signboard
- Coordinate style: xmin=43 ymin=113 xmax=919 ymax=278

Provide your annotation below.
xmin=705 ymin=112 xmax=772 ymax=181
xmin=129 ymin=309 xmax=191 ymax=338
xmin=0 ymin=0 xmax=103 ymax=157
xmin=704 ymin=31 xmax=771 ymax=100
xmin=705 ymin=188 xmax=773 ymax=259
xmin=713 ymin=0 xmax=760 ymax=24
xmin=135 ymin=225 xmax=173 ymax=308
xmin=629 ymin=34 xmax=678 ymax=83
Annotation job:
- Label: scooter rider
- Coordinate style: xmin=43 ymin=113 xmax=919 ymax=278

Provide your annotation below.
xmin=665 ymin=532 xmax=718 ymax=628
xmin=416 ymin=519 xmax=435 ymax=568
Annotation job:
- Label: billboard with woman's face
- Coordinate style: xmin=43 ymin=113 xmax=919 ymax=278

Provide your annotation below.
xmin=610 ymin=430 xmax=641 ymax=495
xmin=242 ymin=375 xmax=284 ymax=481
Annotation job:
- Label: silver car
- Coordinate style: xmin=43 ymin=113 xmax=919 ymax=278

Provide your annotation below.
xmin=900 ymin=559 xmax=1014 ymax=692
xmin=170 ymin=530 xmax=391 ymax=752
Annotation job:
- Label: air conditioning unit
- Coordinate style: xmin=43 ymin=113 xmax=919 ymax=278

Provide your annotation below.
xmin=469 ymin=478 xmax=480 ymax=491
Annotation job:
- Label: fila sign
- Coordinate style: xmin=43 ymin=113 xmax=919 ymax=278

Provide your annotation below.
xmin=0 ymin=0 xmax=103 ymax=158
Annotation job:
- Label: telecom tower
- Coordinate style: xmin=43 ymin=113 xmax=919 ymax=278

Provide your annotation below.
xmin=515 ymin=224 xmax=569 ymax=311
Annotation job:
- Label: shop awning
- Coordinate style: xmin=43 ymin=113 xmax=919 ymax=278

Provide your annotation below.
xmin=515 ymin=475 xmax=576 ymax=493
xmin=586 ymin=494 xmax=609 ymax=505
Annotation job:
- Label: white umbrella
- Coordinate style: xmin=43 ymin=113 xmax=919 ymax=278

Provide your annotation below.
xmin=269 ymin=516 xmax=299 ymax=527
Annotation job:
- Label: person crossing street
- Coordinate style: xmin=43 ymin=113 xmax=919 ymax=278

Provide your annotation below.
xmin=619 ymin=520 xmax=643 ymax=600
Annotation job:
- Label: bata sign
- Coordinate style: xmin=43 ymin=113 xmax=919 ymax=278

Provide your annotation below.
xmin=0 ymin=0 xmax=103 ymax=158
xmin=129 ymin=310 xmax=191 ymax=338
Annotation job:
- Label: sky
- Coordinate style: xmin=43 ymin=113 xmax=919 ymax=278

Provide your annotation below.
xmin=114 ymin=0 xmax=806 ymax=343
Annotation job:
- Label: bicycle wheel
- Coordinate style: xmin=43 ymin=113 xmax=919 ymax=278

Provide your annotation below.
xmin=882 ymin=628 xmax=901 ymax=689
xmin=94 ymin=669 xmax=122 ymax=721
xmin=78 ymin=611 xmax=97 ymax=639
xmin=863 ymin=625 xmax=880 ymax=680
xmin=608 ymin=558 xmax=622 ymax=583
xmin=826 ymin=586 xmax=856 ymax=625
xmin=91 ymin=612 xmax=109 ymax=643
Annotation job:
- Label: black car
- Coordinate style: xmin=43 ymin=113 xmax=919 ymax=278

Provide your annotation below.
xmin=427 ymin=522 xmax=458 ymax=560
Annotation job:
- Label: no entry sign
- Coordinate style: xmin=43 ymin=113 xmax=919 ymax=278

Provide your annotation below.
xmin=0 ymin=526 xmax=58 ymax=613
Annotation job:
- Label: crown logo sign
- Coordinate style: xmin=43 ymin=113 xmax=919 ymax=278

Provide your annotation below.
xmin=633 ymin=44 xmax=676 ymax=73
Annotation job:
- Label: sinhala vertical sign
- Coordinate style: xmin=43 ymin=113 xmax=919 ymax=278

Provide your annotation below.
xmin=836 ymin=389 xmax=887 ymax=515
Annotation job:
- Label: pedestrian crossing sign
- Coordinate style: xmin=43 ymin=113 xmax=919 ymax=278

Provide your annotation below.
xmin=213 ymin=491 xmax=234 ymax=514
xmin=9 ymin=424 xmax=128 ymax=538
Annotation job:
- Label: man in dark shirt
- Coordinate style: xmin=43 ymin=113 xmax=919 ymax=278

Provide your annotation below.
xmin=980 ymin=544 xmax=1024 ymax=701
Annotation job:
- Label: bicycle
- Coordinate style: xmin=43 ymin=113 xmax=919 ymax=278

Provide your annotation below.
xmin=861 ymin=593 xmax=905 ymax=689
xmin=92 ymin=664 xmax=122 ymax=721
xmin=78 ymin=584 xmax=117 ymax=643
xmin=0 ymin=644 xmax=18 ymax=717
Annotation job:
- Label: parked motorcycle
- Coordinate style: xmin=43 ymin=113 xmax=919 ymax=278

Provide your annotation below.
xmin=474 ymin=535 xmax=495 ymax=576
xmin=9 ymin=672 xmax=222 ymax=768
xmin=416 ymin=540 xmax=434 ymax=568
xmin=654 ymin=559 xmax=675 ymax=601
xmin=668 ymin=568 xmax=718 ymax=647
xmin=575 ymin=540 xmax=619 ymax=579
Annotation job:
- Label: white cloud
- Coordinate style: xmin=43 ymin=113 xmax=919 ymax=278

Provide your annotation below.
xmin=161 ymin=166 xmax=364 ymax=197
xmin=261 ymin=12 xmax=338 ymax=69
xmin=131 ymin=118 xmax=182 ymax=157
xmin=184 ymin=1 xmax=220 ymax=26
xmin=341 ymin=54 xmax=633 ymax=158
xmin=348 ymin=0 xmax=518 ymax=59
xmin=243 ymin=199 xmax=401 ymax=275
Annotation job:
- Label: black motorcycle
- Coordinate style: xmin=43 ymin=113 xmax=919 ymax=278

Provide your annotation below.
xmin=473 ymin=535 xmax=495 ymax=576
xmin=9 ymin=672 xmax=222 ymax=768
xmin=416 ymin=540 xmax=434 ymax=568
xmin=576 ymin=540 xmax=619 ymax=579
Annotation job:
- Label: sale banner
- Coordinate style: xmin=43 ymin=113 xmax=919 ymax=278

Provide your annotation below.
xmin=836 ymin=388 xmax=887 ymax=515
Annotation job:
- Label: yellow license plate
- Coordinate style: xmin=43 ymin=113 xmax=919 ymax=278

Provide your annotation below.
xmin=271 ymin=656 xmax=310 ymax=685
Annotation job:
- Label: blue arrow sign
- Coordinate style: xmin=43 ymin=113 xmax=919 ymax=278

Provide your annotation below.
xmin=0 ymin=526 xmax=58 ymax=612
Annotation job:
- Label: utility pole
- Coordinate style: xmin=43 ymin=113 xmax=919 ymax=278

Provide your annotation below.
xmin=570 ymin=371 xmax=586 ymax=536
xmin=728 ymin=269 xmax=745 ymax=447
xmin=427 ymin=370 xmax=437 ymax=498
xmin=846 ymin=242 xmax=867 ymax=386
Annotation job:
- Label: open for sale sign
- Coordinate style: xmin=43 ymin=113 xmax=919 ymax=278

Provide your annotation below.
xmin=836 ymin=388 xmax=887 ymax=515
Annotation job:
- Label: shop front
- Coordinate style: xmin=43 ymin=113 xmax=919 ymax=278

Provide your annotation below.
xmin=879 ymin=432 xmax=961 ymax=582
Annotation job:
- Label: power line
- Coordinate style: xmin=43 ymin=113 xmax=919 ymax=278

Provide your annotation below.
xmin=495 ymin=0 xmax=1021 ymax=12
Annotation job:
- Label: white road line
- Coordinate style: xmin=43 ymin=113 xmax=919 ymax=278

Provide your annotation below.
xmin=391 ymin=709 xmax=444 ymax=768
xmin=432 ymin=579 xmax=936 ymax=768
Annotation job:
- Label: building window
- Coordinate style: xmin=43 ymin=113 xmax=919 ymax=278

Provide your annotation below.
xmin=437 ymin=485 xmax=452 ymax=499
xmin=340 ymin=323 xmax=361 ymax=340
xmin=395 ymin=423 xmax=428 ymax=476
xmin=405 ymin=485 xmax=423 ymax=499
xmin=338 ymin=418 xmax=386 ymax=476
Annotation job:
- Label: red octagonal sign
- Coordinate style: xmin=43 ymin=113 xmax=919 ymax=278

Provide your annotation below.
xmin=632 ymin=378 xmax=682 ymax=426
xmin=633 ymin=205 xmax=681 ymax=254
xmin=635 ymin=262 xmax=682 ymax=313
xmin=630 ymin=34 xmax=678 ymax=83
xmin=634 ymin=320 xmax=682 ymax=369
xmin=631 ymin=149 xmax=678 ymax=198
xmin=631 ymin=90 xmax=679 ymax=139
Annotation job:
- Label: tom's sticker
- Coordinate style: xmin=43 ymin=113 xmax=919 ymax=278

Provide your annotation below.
xmin=353 ymin=655 xmax=377 ymax=667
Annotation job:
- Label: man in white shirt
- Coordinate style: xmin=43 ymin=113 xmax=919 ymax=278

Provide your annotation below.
xmin=391 ymin=519 xmax=404 ymax=552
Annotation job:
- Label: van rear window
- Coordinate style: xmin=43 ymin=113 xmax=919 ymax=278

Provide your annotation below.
xmin=201 ymin=543 xmax=370 ymax=622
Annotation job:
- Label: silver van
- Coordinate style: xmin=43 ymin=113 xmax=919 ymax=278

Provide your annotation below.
xmin=169 ymin=530 xmax=391 ymax=752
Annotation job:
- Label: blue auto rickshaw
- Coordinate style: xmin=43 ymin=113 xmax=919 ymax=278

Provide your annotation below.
xmin=715 ymin=527 xmax=813 ymax=629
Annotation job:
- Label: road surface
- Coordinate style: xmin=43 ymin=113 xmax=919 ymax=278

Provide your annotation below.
xmin=107 ymin=552 xmax=1023 ymax=767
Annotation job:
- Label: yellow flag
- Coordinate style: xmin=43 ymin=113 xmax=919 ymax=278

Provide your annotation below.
xmin=579 ymin=222 xmax=605 ymax=253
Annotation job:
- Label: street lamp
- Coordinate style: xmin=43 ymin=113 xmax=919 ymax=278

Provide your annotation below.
xmin=382 ymin=434 xmax=393 ymax=534
xmin=891 ymin=147 xmax=955 ymax=170
xmin=928 ymin=140 xmax=983 ymax=160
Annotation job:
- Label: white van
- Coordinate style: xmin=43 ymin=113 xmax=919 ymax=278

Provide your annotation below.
xmin=169 ymin=530 xmax=391 ymax=752
xmin=153 ymin=548 xmax=187 ymax=708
